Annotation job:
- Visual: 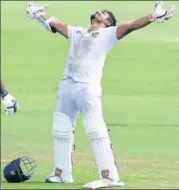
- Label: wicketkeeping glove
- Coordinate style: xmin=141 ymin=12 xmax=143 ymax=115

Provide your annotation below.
xmin=150 ymin=1 xmax=176 ymax=23
xmin=1 ymin=93 xmax=19 ymax=116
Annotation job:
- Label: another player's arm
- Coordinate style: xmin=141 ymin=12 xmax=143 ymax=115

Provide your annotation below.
xmin=39 ymin=12 xmax=68 ymax=39
xmin=0 ymin=79 xmax=19 ymax=116
xmin=116 ymin=15 xmax=153 ymax=40
xmin=0 ymin=79 xmax=8 ymax=97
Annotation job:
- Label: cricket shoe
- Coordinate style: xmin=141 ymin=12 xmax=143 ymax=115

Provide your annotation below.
xmin=45 ymin=175 xmax=62 ymax=183
xmin=83 ymin=178 xmax=124 ymax=189
xmin=45 ymin=172 xmax=73 ymax=183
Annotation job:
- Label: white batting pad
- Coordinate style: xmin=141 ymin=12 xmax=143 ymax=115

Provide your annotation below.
xmin=83 ymin=115 xmax=120 ymax=181
xmin=52 ymin=112 xmax=74 ymax=183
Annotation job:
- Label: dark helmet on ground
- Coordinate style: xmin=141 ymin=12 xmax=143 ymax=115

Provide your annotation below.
xmin=3 ymin=156 xmax=36 ymax=183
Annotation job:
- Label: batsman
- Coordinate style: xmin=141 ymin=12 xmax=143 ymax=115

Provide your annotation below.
xmin=26 ymin=1 xmax=176 ymax=189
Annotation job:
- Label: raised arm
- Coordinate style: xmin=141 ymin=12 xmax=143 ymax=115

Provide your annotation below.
xmin=116 ymin=1 xmax=176 ymax=40
xmin=116 ymin=15 xmax=152 ymax=40
xmin=40 ymin=12 xmax=68 ymax=39
xmin=26 ymin=2 xmax=68 ymax=39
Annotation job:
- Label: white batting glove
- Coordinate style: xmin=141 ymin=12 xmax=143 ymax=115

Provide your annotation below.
xmin=1 ymin=93 xmax=19 ymax=116
xmin=150 ymin=1 xmax=176 ymax=23
xmin=26 ymin=2 xmax=48 ymax=19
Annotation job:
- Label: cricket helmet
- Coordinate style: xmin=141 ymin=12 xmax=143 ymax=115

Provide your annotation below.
xmin=3 ymin=156 xmax=36 ymax=183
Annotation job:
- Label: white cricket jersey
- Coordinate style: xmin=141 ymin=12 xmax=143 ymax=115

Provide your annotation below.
xmin=62 ymin=26 xmax=118 ymax=84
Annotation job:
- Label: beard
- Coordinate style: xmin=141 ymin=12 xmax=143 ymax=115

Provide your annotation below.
xmin=90 ymin=14 xmax=96 ymax=23
xmin=90 ymin=14 xmax=103 ymax=24
xmin=90 ymin=13 xmax=110 ymax=26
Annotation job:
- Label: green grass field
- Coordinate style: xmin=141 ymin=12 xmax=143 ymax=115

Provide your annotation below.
xmin=1 ymin=1 xmax=179 ymax=189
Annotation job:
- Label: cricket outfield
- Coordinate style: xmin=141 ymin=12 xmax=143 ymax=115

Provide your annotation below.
xmin=1 ymin=1 xmax=179 ymax=189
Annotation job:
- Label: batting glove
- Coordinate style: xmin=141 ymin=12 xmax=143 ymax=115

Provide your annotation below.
xmin=1 ymin=93 xmax=19 ymax=116
xmin=150 ymin=1 xmax=176 ymax=23
xmin=26 ymin=2 xmax=48 ymax=19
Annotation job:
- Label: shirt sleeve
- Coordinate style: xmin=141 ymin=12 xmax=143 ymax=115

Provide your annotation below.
xmin=103 ymin=26 xmax=118 ymax=52
xmin=67 ymin=25 xmax=76 ymax=40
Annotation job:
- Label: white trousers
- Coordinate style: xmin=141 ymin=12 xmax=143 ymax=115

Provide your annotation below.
xmin=56 ymin=78 xmax=103 ymax=126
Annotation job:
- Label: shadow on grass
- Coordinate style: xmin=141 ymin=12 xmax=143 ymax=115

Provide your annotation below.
xmin=108 ymin=123 xmax=179 ymax=127
xmin=1 ymin=180 xmax=82 ymax=186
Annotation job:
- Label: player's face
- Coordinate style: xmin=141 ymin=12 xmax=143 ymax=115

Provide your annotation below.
xmin=90 ymin=10 xmax=111 ymax=27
